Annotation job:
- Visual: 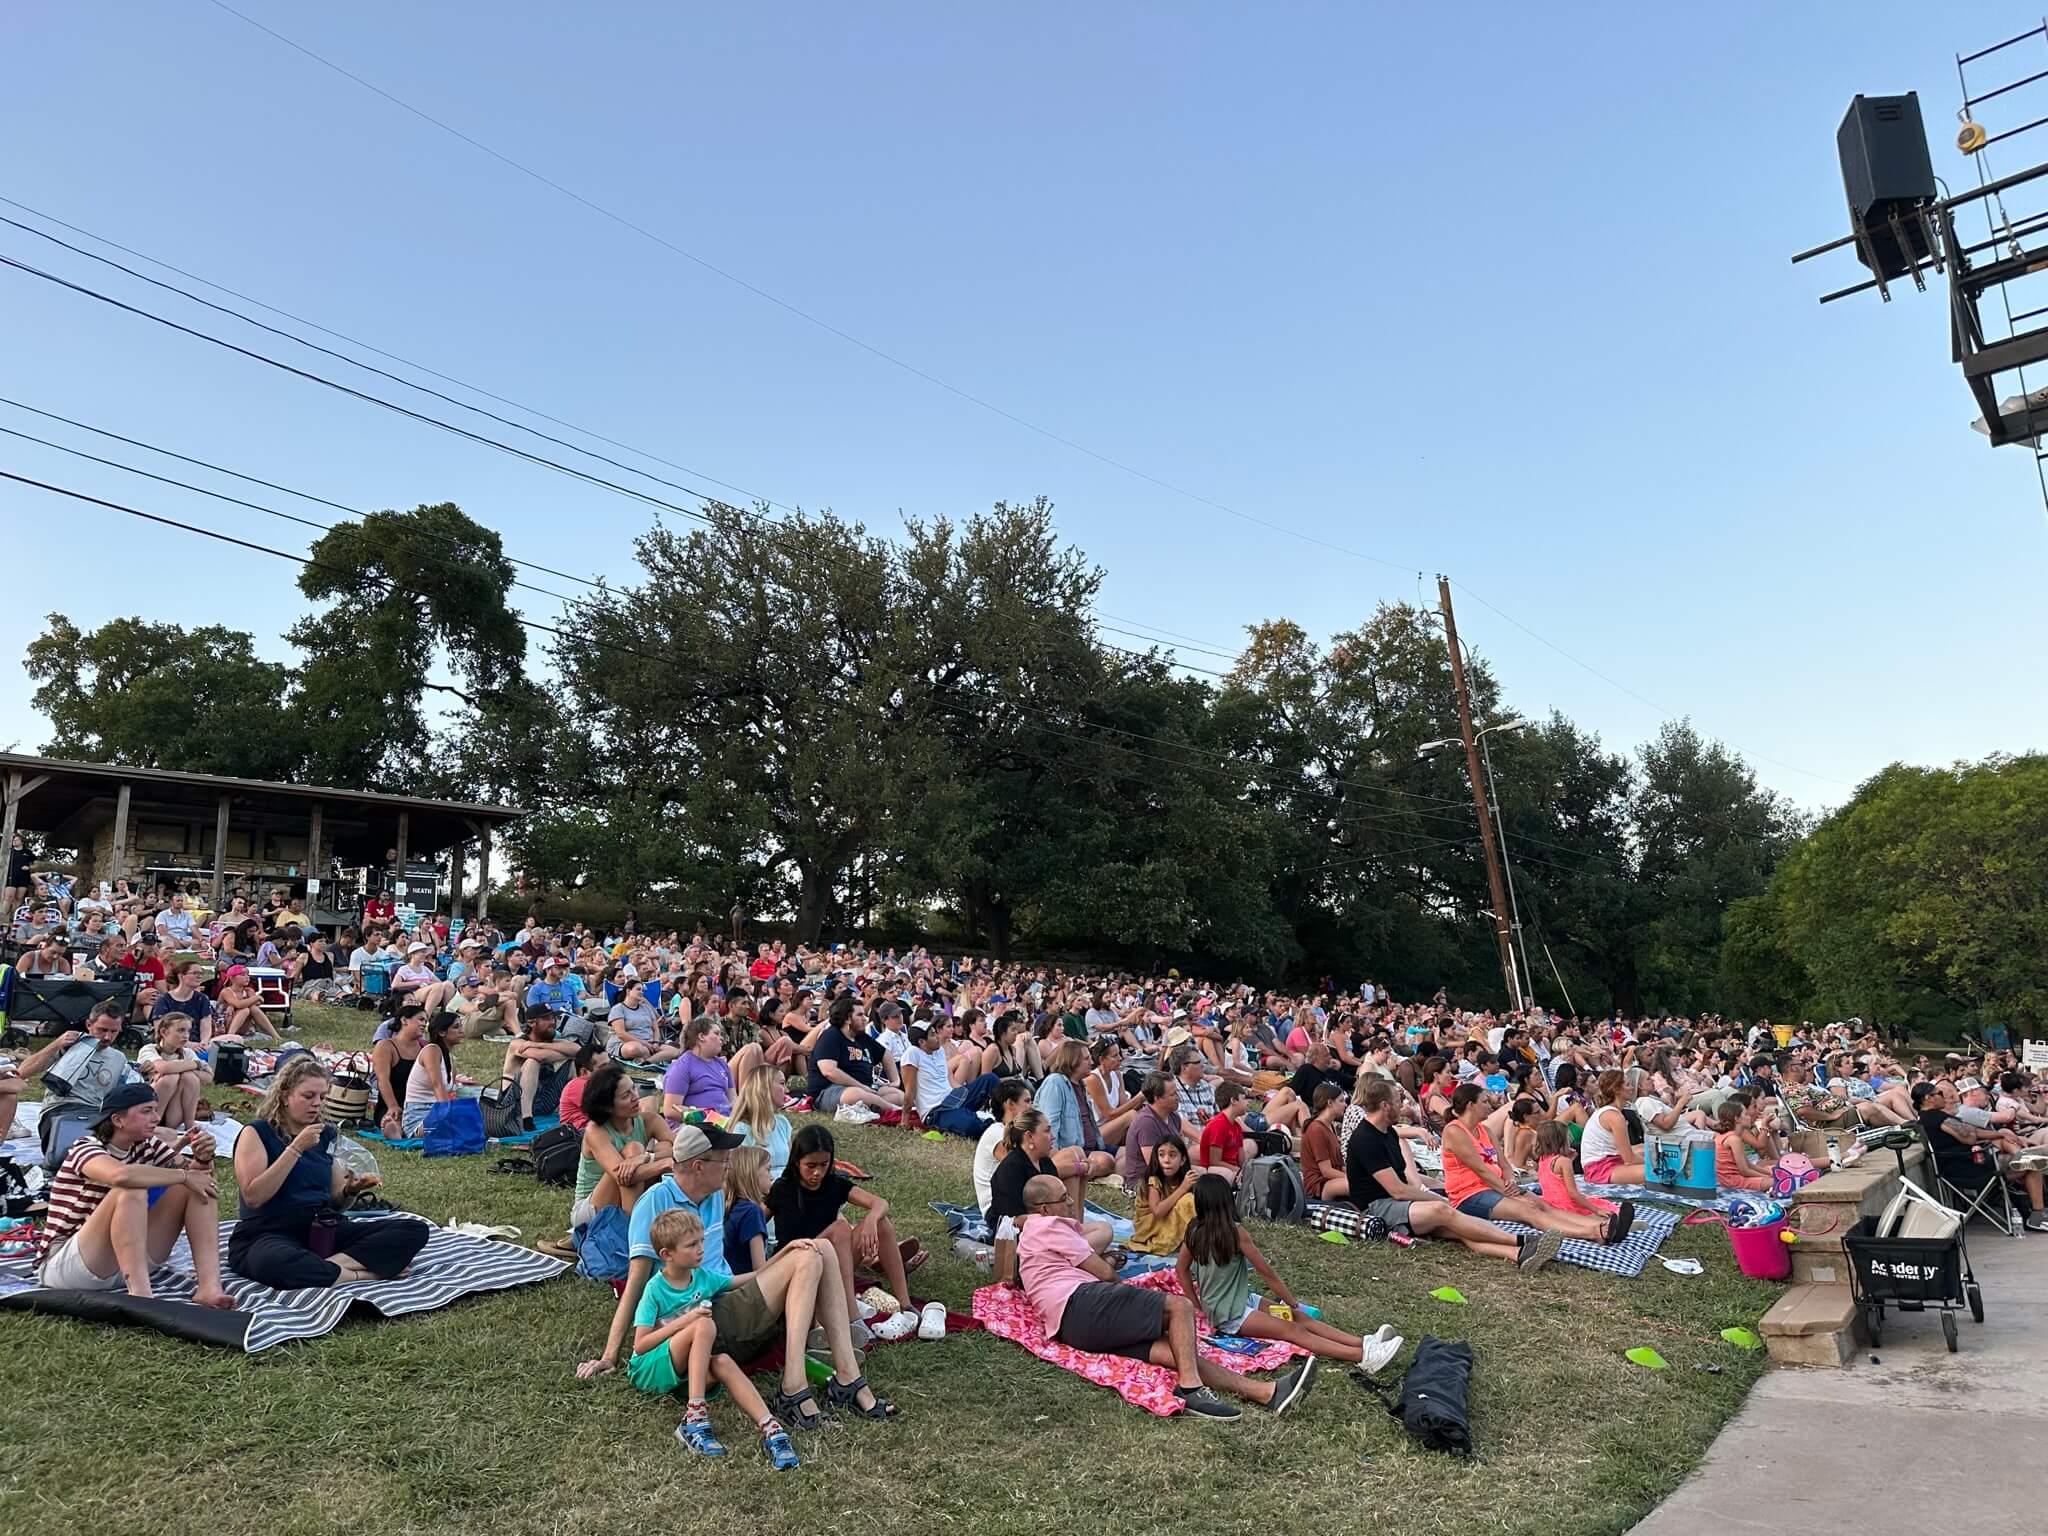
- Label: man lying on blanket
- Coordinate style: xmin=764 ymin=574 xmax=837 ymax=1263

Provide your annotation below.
xmin=1015 ymin=1174 xmax=1313 ymax=1424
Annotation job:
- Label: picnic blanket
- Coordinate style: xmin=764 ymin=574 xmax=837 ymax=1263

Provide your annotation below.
xmin=0 ymin=1214 xmax=564 ymax=1351
xmin=932 ymin=1200 xmax=1135 ymax=1244
xmin=1306 ymin=1198 xmax=1683 ymax=1277
xmin=971 ymin=1268 xmax=1300 ymax=1417
xmin=1559 ymin=1179 xmax=1742 ymax=1214
xmin=358 ymin=1113 xmax=556 ymax=1152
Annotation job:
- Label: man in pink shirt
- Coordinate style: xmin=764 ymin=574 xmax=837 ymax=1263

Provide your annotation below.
xmin=1013 ymin=1175 xmax=1313 ymax=1424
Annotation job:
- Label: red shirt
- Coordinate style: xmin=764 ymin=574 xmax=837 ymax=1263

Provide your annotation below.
xmin=748 ymin=959 xmax=776 ymax=980
xmin=365 ymin=896 xmax=395 ymax=921
xmin=130 ymin=954 xmax=167 ymax=987
xmin=558 ymin=1073 xmax=592 ymax=1132
xmin=1198 ymin=1110 xmax=1246 ymax=1170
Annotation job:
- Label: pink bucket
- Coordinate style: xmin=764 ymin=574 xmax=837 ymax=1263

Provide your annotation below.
xmin=1728 ymin=1218 xmax=1791 ymax=1280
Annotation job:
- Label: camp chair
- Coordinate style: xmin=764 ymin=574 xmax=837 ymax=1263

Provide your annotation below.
xmin=1927 ymin=1139 xmax=2019 ymax=1237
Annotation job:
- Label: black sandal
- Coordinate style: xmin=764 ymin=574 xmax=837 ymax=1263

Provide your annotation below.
xmin=767 ymin=1383 xmax=828 ymax=1431
xmin=826 ymin=1372 xmax=898 ymax=1420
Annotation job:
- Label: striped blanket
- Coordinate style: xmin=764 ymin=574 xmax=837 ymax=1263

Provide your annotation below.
xmin=0 ymin=1215 xmax=564 ymax=1351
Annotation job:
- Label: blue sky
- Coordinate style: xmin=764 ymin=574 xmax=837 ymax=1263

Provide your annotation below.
xmin=2 ymin=1 xmax=2042 ymax=812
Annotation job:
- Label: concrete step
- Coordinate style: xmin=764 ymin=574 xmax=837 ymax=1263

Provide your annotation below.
xmin=1760 ymin=1282 xmax=1863 ymax=1367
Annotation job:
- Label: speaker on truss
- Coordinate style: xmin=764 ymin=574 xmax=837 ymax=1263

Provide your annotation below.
xmin=1837 ymin=93 xmax=1937 ymax=279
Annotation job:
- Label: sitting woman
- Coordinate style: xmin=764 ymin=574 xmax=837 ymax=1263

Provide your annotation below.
xmin=729 ymin=1059 xmax=793 ymax=1180
xmin=211 ymin=965 xmax=275 ymax=1044
xmin=571 ymin=1062 xmax=675 ymax=1230
xmin=1417 ymin=1057 xmax=1458 ymax=1130
xmin=987 ymin=1108 xmax=1112 ymax=1279
xmin=1713 ymin=1095 xmax=1772 ymax=1191
xmin=137 ymin=1013 xmax=211 ymax=1133
xmin=400 ymin=1012 xmax=465 ymax=1138
xmin=980 ymin=1010 xmax=1043 ymax=1084
xmin=230 ymin=1057 xmax=429 ymax=1289
xmin=1082 ymin=1038 xmax=1141 ymax=1150
xmin=1580 ymin=1069 xmax=1647 ymax=1185
xmin=372 ymin=1006 xmax=426 ymax=1139
xmin=1549 ymin=1061 xmax=1592 ymax=1142
xmin=661 ymin=1017 xmax=734 ymax=1121
xmin=1483 ymin=1095 xmax=1543 ymax=1179
xmin=154 ymin=960 xmax=232 ymax=1047
xmin=607 ymin=979 xmax=681 ymax=1066
xmin=1130 ymin=1133 xmax=1198 ymax=1255
xmin=1034 ymin=1039 xmax=1119 ymax=1185
xmin=766 ymin=1123 xmax=919 ymax=1339
xmin=1442 ymin=1084 xmax=1627 ymax=1244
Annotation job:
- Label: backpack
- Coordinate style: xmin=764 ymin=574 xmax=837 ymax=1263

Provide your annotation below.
xmin=1770 ymin=1153 xmax=1821 ymax=1199
xmin=478 ymin=1076 xmax=523 ymax=1139
xmin=1235 ymin=1154 xmax=1306 ymax=1223
xmin=1371 ymin=1335 xmax=1475 ymax=1455
xmin=41 ymin=1039 xmax=133 ymax=1109
xmin=531 ymin=1122 xmax=581 ymax=1186
xmin=573 ymin=1202 xmax=630 ymax=1280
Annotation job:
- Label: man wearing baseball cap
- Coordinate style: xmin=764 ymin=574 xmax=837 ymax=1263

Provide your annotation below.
xmin=34 ymin=1079 xmax=235 ymax=1308
xmin=579 ymin=1123 xmax=895 ymax=1425
xmin=524 ymin=955 xmax=582 ymax=1018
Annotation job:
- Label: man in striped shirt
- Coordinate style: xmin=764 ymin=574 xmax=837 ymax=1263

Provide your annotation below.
xmin=36 ymin=1080 xmax=235 ymax=1308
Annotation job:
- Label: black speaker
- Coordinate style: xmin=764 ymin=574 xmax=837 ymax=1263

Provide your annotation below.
xmin=1838 ymin=93 xmax=1936 ymax=279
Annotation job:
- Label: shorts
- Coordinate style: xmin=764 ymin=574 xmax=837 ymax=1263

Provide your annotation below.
xmin=710 ymin=1277 xmax=782 ymax=1360
xmin=1363 ymin=1196 xmax=1414 ymax=1235
xmin=37 ymin=1232 xmax=121 ymax=1292
xmin=1456 ymin=1189 xmax=1507 ymax=1220
xmin=1581 ymin=1154 xmax=1621 ymax=1183
xmin=1052 ymin=1280 xmax=1165 ymax=1361
xmin=401 ymin=1104 xmax=432 ymax=1137
xmin=1213 ymin=1291 xmax=1265 ymax=1337
xmin=813 ymin=1085 xmax=848 ymax=1114
xmin=625 ymin=1310 xmax=711 ymax=1395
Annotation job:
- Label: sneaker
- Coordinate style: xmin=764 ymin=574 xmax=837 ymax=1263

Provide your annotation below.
xmin=1616 ymin=1200 xmax=1637 ymax=1243
xmin=1267 ymin=1356 xmax=1318 ymax=1415
xmin=871 ymin=1308 xmax=920 ymax=1342
xmin=1517 ymin=1229 xmax=1565 ymax=1272
xmin=2024 ymin=1212 xmax=2048 ymax=1233
xmin=1174 ymin=1385 xmax=1242 ymax=1423
xmin=1359 ymin=1330 xmax=1404 ymax=1376
xmin=675 ymin=1418 xmax=727 ymax=1457
xmin=762 ymin=1428 xmax=799 ymax=1471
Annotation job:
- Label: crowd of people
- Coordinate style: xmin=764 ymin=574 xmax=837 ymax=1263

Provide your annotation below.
xmin=8 ymin=886 xmax=2048 ymax=1458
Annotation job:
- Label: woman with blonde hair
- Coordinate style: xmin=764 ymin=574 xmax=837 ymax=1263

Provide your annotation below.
xmin=230 ymin=1056 xmax=430 ymax=1289
xmin=729 ymin=1058 xmax=793 ymax=1179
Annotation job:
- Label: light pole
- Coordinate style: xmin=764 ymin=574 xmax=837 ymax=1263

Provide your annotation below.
xmin=1419 ymin=717 xmax=1535 ymax=1008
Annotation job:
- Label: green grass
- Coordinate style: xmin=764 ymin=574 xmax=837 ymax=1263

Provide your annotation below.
xmin=0 ymin=1004 xmax=1779 ymax=1536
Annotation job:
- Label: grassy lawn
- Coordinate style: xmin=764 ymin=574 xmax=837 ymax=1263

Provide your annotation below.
xmin=0 ymin=1004 xmax=1779 ymax=1536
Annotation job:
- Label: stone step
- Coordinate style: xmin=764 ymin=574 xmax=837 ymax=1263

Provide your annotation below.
xmin=1760 ymin=1282 xmax=1862 ymax=1367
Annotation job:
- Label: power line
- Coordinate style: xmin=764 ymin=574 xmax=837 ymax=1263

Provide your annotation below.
xmin=0 ymin=194 xmax=1250 ymax=661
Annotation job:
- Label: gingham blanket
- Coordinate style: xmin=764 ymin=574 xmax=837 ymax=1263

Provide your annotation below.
xmin=1305 ymin=1198 xmax=1683 ymax=1277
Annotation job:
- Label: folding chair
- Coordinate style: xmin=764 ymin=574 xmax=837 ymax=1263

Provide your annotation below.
xmin=1929 ymin=1145 xmax=2020 ymax=1237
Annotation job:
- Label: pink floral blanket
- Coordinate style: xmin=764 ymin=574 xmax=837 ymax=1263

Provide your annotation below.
xmin=970 ymin=1269 xmax=1301 ymax=1417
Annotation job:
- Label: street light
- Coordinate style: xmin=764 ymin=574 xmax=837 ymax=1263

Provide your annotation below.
xmin=1418 ymin=717 xmax=1535 ymax=1008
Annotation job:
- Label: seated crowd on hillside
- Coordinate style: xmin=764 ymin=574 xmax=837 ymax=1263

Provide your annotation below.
xmin=7 ymin=884 xmax=2048 ymax=1450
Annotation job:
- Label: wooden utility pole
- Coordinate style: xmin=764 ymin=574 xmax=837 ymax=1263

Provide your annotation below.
xmin=1437 ymin=576 xmax=1520 ymax=1008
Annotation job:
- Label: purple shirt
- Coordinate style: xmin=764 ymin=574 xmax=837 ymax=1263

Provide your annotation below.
xmin=662 ymin=1051 xmax=733 ymax=1113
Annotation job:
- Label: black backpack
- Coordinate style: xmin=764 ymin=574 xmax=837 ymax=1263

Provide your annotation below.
xmin=1372 ymin=1335 xmax=1475 ymax=1456
xmin=531 ymin=1122 xmax=580 ymax=1186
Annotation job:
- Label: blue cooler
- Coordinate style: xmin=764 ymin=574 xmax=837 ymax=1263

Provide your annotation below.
xmin=1645 ymin=1131 xmax=1719 ymax=1193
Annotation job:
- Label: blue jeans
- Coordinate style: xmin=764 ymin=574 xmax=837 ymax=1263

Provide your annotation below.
xmin=927 ymin=1072 xmax=1000 ymax=1137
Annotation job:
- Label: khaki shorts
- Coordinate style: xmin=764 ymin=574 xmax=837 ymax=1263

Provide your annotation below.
xmin=710 ymin=1277 xmax=781 ymax=1359
xmin=38 ymin=1232 xmax=122 ymax=1291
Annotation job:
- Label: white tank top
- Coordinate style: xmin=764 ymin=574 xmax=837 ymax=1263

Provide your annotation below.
xmin=1580 ymin=1105 xmax=1624 ymax=1164
xmin=1090 ymin=1068 xmax=1126 ymax=1110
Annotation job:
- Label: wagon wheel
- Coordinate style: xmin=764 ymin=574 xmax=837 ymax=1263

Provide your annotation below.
xmin=1941 ymin=1311 xmax=1959 ymax=1352
xmin=1967 ymin=1283 xmax=1985 ymax=1324
xmin=1865 ymin=1301 xmax=1883 ymax=1348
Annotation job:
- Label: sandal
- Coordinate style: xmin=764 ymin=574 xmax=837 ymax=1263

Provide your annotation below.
xmin=826 ymin=1372 xmax=898 ymax=1420
xmin=767 ymin=1383 xmax=828 ymax=1432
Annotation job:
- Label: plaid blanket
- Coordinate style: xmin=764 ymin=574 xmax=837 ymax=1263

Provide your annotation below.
xmin=0 ymin=1214 xmax=563 ymax=1351
xmin=971 ymin=1268 xmax=1300 ymax=1416
xmin=1305 ymin=1197 xmax=1683 ymax=1277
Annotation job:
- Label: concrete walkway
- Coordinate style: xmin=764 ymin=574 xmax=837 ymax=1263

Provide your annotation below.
xmin=1631 ymin=1227 xmax=2041 ymax=1536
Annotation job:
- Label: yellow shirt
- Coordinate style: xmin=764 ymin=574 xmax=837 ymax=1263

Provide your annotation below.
xmin=1130 ymin=1186 xmax=1196 ymax=1255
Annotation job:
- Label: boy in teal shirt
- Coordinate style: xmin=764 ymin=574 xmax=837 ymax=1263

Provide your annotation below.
xmin=629 ymin=1207 xmax=798 ymax=1468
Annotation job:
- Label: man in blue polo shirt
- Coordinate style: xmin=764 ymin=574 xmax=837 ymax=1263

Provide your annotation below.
xmin=577 ymin=1124 xmax=895 ymax=1424
xmin=524 ymin=956 xmax=581 ymax=1015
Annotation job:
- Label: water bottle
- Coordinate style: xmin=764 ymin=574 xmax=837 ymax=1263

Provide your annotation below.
xmin=952 ymin=1237 xmax=993 ymax=1271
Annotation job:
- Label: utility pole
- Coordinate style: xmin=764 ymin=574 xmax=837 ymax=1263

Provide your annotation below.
xmin=1437 ymin=576 xmax=1520 ymax=1009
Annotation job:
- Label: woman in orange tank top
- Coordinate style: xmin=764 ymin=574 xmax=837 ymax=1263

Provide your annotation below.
xmin=1440 ymin=1085 xmax=1626 ymax=1245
